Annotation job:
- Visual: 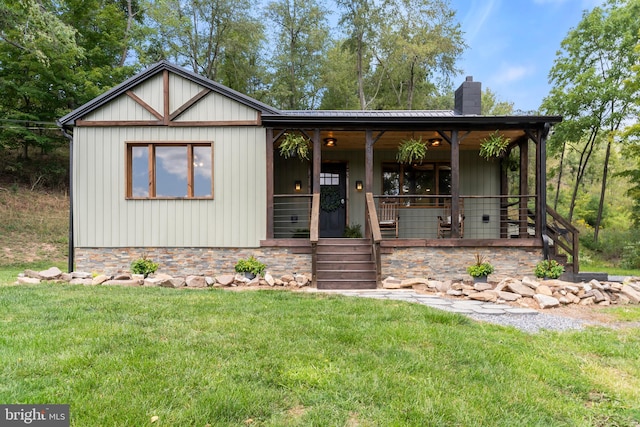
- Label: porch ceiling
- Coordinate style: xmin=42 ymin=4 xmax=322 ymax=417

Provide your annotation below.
xmin=274 ymin=128 xmax=529 ymax=151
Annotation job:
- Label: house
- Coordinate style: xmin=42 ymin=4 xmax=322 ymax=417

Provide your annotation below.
xmin=58 ymin=61 xmax=576 ymax=288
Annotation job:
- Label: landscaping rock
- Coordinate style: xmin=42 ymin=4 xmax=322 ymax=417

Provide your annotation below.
xmin=92 ymin=274 xmax=109 ymax=285
xmin=498 ymin=291 xmax=522 ymax=301
xmin=473 ymin=282 xmax=493 ymax=291
xmin=536 ymin=285 xmax=553 ymax=296
xmin=186 ymin=276 xmax=206 ymax=288
xmin=521 ymin=276 xmax=540 ymax=290
xmin=382 ymin=277 xmax=403 ymax=289
xmin=469 ymin=291 xmax=498 ymax=302
xmin=216 ymin=275 xmax=235 ymax=286
xmin=620 ymin=285 xmax=640 ymax=303
xmin=401 ymin=277 xmax=428 ymax=287
xmin=506 ymin=280 xmax=535 ymax=297
xmin=17 ymin=277 xmax=41 ymax=284
xmin=103 ymin=279 xmax=142 ymax=287
xmin=534 ymin=294 xmax=560 ymax=309
xmin=39 ymin=267 xmax=62 ymax=280
xmin=264 ymin=272 xmax=275 ymax=287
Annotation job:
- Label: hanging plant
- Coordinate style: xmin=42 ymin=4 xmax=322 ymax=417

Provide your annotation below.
xmin=279 ymin=132 xmax=310 ymax=160
xmin=396 ymin=137 xmax=428 ymax=164
xmin=320 ymin=186 xmax=341 ymax=212
xmin=479 ymin=131 xmax=510 ymax=160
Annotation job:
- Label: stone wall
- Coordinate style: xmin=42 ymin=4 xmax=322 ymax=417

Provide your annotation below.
xmin=382 ymin=247 xmax=543 ymax=281
xmin=75 ymin=247 xmax=312 ymax=278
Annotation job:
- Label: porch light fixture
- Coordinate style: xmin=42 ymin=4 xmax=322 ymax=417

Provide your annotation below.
xmin=294 ymin=180 xmax=302 ymax=191
xmin=355 ymin=180 xmax=363 ymax=191
xmin=323 ymin=137 xmax=337 ymax=147
xmin=429 ymin=138 xmax=442 ymax=147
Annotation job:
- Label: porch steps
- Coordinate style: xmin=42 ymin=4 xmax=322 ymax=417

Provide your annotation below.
xmin=315 ymin=238 xmax=378 ymax=290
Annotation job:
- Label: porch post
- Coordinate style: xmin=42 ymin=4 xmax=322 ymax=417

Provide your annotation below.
xmin=519 ymin=139 xmax=529 ymax=238
xmin=313 ymin=128 xmax=321 ymax=192
xmin=536 ymin=125 xmax=549 ymax=240
xmin=266 ymin=127 xmax=274 ymax=239
xmin=451 ymin=130 xmax=461 ymax=237
xmin=365 ymin=129 xmax=374 ymax=237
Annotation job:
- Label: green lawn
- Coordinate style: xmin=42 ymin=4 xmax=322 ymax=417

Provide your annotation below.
xmin=1 ymin=282 xmax=639 ymax=426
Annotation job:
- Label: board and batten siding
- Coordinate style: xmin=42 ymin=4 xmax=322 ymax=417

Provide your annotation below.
xmin=83 ymin=73 xmax=259 ymax=123
xmin=73 ymin=126 xmax=266 ymax=248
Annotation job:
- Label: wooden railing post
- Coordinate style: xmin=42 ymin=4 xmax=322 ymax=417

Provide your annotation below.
xmin=310 ymin=193 xmax=320 ymax=286
xmin=366 ymin=193 xmax=382 ymax=286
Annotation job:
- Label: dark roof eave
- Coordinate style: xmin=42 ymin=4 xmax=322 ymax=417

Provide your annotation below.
xmin=261 ymin=114 xmax=562 ymax=129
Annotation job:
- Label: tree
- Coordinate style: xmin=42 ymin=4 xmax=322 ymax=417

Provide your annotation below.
xmin=373 ymin=0 xmax=465 ymax=110
xmin=0 ymin=0 xmax=83 ymax=157
xmin=543 ymin=0 xmax=640 ymax=241
xmin=319 ymin=42 xmax=361 ymax=109
xmin=143 ymin=0 xmax=266 ymax=95
xmin=264 ymin=0 xmax=330 ymax=109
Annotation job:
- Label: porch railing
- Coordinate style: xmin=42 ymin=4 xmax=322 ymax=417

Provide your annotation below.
xmin=372 ymin=194 xmax=538 ymax=240
xmin=545 ymin=205 xmax=580 ymax=274
xmin=273 ymin=194 xmax=313 ymax=239
xmin=365 ymin=192 xmax=382 ymax=283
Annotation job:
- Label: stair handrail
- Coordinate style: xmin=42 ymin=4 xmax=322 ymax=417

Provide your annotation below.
xmin=545 ymin=205 xmax=580 ymax=274
xmin=310 ymin=193 xmax=320 ymax=286
xmin=366 ymin=192 xmax=382 ymax=285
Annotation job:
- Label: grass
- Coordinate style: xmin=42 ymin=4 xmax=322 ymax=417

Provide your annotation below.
xmin=580 ymin=259 xmax=640 ymax=277
xmin=1 ymin=282 xmax=639 ymax=426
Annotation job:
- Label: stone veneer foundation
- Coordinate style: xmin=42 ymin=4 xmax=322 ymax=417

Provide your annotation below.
xmin=76 ymin=246 xmax=543 ymax=283
xmin=382 ymin=247 xmax=544 ymax=282
xmin=74 ymin=247 xmax=312 ymax=278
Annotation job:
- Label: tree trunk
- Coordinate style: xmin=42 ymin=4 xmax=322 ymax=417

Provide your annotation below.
xmin=593 ymin=138 xmax=611 ymax=242
xmin=553 ymin=140 xmax=566 ymax=210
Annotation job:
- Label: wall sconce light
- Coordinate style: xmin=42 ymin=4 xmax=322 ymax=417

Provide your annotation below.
xmin=429 ymin=138 xmax=442 ymax=147
xmin=294 ymin=180 xmax=302 ymax=191
xmin=323 ymin=137 xmax=337 ymax=147
xmin=355 ymin=180 xmax=363 ymax=191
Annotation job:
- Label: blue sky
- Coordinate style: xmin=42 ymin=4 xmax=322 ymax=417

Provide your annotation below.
xmin=450 ymin=0 xmax=604 ymax=112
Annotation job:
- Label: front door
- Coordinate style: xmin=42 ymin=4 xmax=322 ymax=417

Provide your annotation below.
xmin=319 ymin=163 xmax=347 ymax=238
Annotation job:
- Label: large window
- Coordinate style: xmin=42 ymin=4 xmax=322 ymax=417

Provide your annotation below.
xmin=382 ymin=162 xmax=451 ymax=205
xmin=127 ymin=142 xmax=213 ymax=199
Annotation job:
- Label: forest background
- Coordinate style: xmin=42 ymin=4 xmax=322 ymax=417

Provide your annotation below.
xmin=1 ymin=0 xmax=640 ymax=271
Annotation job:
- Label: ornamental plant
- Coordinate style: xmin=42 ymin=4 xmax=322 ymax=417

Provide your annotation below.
xmin=234 ymin=256 xmax=266 ymax=277
xmin=534 ymin=259 xmax=565 ymax=279
xmin=396 ymin=137 xmax=428 ymax=164
xmin=130 ymin=256 xmax=159 ymax=277
xmin=279 ymin=132 xmax=310 ymax=160
xmin=479 ymin=131 xmax=510 ymax=160
xmin=467 ymin=253 xmax=495 ymax=278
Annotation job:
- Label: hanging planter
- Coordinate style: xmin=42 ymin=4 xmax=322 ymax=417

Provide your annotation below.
xmin=479 ymin=131 xmax=510 ymax=160
xmin=279 ymin=132 xmax=310 ymax=161
xmin=396 ymin=137 xmax=428 ymax=164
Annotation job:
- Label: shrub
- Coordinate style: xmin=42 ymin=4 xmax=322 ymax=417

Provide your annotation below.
xmin=343 ymin=224 xmax=363 ymax=238
xmin=534 ymin=259 xmax=565 ymax=279
xmin=234 ymin=256 xmax=266 ymax=277
xmin=467 ymin=254 xmax=494 ymax=277
xmin=621 ymin=242 xmax=640 ymax=270
xmin=130 ymin=256 xmax=159 ymax=277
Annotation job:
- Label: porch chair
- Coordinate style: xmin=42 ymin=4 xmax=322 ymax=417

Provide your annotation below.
xmin=378 ymin=199 xmax=399 ymax=238
xmin=437 ymin=199 xmax=464 ymax=238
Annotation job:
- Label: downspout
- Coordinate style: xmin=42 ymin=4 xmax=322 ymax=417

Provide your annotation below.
xmin=59 ymin=126 xmax=74 ymax=273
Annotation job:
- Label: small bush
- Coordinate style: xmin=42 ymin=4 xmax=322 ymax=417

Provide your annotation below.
xmin=234 ymin=256 xmax=266 ymax=277
xmin=621 ymin=243 xmax=640 ymax=270
xmin=534 ymin=259 xmax=565 ymax=279
xmin=467 ymin=254 xmax=494 ymax=277
xmin=130 ymin=256 xmax=159 ymax=277
xmin=343 ymin=224 xmax=363 ymax=238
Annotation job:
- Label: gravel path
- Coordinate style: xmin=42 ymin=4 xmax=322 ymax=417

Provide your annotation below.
xmin=461 ymin=311 xmax=592 ymax=333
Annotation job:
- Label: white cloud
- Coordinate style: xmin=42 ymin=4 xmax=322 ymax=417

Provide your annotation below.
xmin=493 ymin=65 xmax=533 ymax=83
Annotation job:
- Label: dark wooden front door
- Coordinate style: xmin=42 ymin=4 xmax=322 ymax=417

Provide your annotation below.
xmin=319 ymin=163 xmax=347 ymax=238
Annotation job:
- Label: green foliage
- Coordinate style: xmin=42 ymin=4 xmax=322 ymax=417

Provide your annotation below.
xmin=479 ymin=131 xmax=510 ymax=160
xmin=466 ymin=254 xmax=494 ymax=277
xmin=278 ymin=132 xmax=311 ymax=160
xmin=396 ymin=137 xmax=427 ymax=164
xmin=130 ymin=256 xmax=159 ymax=277
xmin=621 ymin=242 xmax=640 ymax=270
xmin=234 ymin=256 xmax=266 ymax=277
xmin=534 ymin=259 xmax=565 ymax=279
xmin=343 ymin=223 xmax=363 ymax=238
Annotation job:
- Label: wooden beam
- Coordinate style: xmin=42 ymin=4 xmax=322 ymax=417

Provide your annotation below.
xmin=312 ymin=129 xmax=321 ymax=193
xmin=266 ymin=128 xmax=274 ymax=239
xmin=519 ymin=139 xmax=529 ymax=238
xmin=450 ymin=130 xmax=460 ymax=237
xmin=75 ymin=119 xmax=260 ymax=127
xmin=169 ymin=89 xmax=211 ymax=121
xmin=126 ymin=91 xmax=164 ymax=120
xmin=163 ymin=70 xmax=170 ymax=126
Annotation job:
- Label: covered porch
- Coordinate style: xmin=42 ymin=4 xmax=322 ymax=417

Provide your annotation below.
xmin=259 ymin=94 xmax=574 ymax=287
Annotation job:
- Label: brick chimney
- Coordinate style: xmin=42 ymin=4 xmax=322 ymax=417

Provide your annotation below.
xmin=454 ymin=76 xmax=481 ymax=115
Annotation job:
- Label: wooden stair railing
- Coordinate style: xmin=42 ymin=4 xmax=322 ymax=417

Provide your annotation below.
xmin=310 ymin=193 xmax=320 ymax=286
xmin=545 ymin=205 xmax=580 ymax=274
xmin=366 ymin=192 xmax=382 ymax=285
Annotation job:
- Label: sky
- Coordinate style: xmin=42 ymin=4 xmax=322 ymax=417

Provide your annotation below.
xmin=450 ymin=0 xmax=605 ymax=113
